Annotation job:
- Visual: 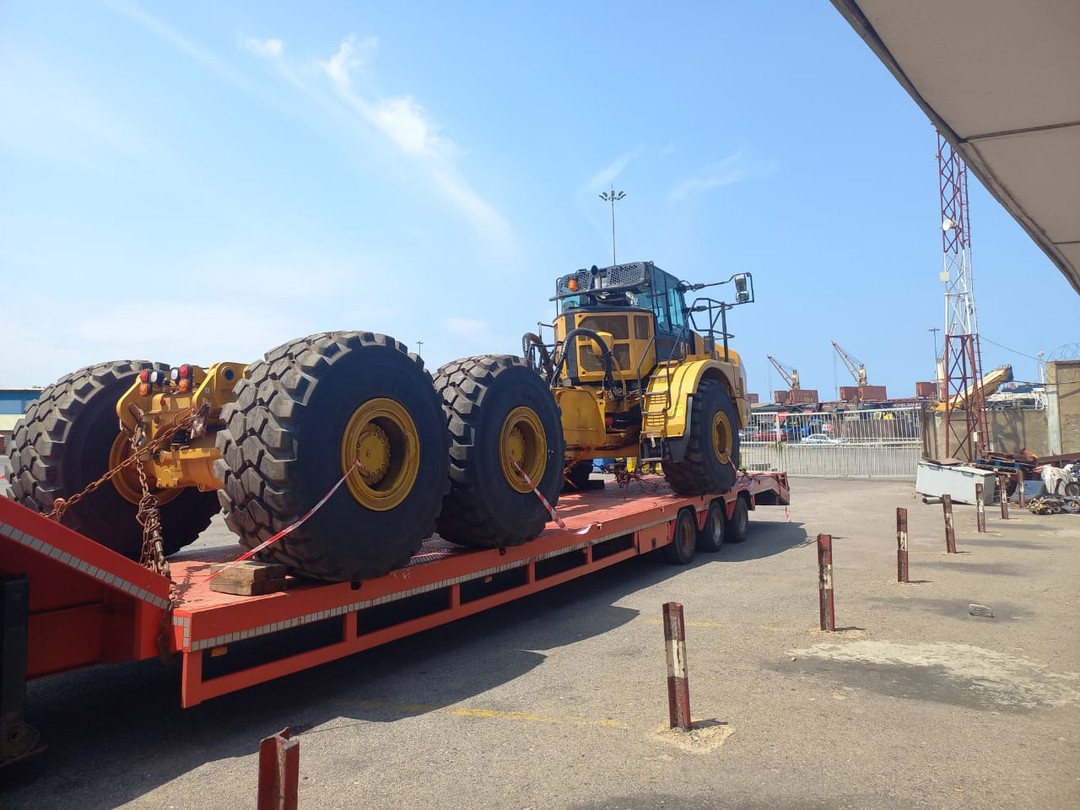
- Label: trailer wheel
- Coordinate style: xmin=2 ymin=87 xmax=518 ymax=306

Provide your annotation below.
xmin=726 ymin=496 xmax=750 ymax=543
xmin=8 ymin=360 xmax=218 ymax=559
xmin=696 ymin=499 xmax=726 ymax=553
xmin=662 ymin=378 xmax=740 ymax=496
xmin=215 ymin=332 xmax=449 ymax=582
xmin=662 ymin=508 xmax=698 ymax=565
xmin=435 ymin=355 xmax=564 ymax=548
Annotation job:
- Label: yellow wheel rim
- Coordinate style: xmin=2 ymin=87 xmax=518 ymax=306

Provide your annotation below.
xmin=341 ymin=398 xmax=419 ymax=511
xmin=499 ymin=406 xmax=548 ymax=494
xmin=108 ymin=434 xmax=182 ymax=506
xmin=711 ymin=411 xmax=733 ymax=465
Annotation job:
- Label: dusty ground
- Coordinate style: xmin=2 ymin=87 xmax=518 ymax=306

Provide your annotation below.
xmin=3 ymin=477 xmax=1078 ymax=809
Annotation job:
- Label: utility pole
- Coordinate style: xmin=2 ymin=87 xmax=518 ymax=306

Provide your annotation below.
xmin=599 ymin=186 xmax=626 ymax=266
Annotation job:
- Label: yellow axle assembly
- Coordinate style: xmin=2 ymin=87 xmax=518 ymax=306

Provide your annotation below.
xmin=110 ymin=362 xmax=246 ymax=503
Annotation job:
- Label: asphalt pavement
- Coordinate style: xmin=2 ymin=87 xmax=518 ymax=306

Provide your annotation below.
xmin=3 ymin=477 xmax=1078 ymax=809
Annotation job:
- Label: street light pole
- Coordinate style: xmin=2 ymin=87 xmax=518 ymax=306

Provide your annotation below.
xmin=598 ymin=186 xmax=626 ymax=266
xmin=417 ymin=340 xmax=423 ymax=358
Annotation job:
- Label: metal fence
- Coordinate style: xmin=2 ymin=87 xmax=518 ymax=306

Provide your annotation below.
xmin=739 ymin=406 xmax=923 ymax=479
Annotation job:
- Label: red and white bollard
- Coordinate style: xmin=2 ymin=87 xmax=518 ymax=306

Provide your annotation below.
xmin=662 ymin=601 xmax=692 ymax=731
xmin=896 ymin=508 xmax=909 ymax=583
xmin=817 ymin=534 xmax=835 ymax=631
xmin=258 ymin=728 xmax=299 ymax=810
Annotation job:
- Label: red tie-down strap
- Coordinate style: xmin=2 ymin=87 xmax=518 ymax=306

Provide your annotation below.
xmin=207 ymin=459 xmax=362 ymax=582
xmin=510 ymin=459 xmax=592 ymax=536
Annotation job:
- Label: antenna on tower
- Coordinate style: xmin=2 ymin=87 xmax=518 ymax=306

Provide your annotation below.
xmin=937 ymin=132 xmax=988 ymax=461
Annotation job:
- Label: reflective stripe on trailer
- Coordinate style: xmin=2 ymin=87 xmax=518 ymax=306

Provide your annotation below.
xmin=0 ymin=518 xmax=172 ymax=612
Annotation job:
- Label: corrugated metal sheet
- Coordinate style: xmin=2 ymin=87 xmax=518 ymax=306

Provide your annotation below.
xmin=0 ymin=414 xmax=24 ymax=432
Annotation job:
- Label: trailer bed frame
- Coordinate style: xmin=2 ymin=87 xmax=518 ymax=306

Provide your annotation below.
xmin=0 ymin=472 xmax=788 ymax=765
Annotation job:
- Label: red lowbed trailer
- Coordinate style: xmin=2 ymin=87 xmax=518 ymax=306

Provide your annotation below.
xmin=0 ymin=471 xmax=788 ymax=766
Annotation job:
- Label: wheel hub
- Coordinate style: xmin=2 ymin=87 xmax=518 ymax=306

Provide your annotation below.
xmin=355 ymin=424 xmax=391 ymax=483
xmin=711 ymin=411 xmax=732 ymax=464
xmin=500 ymin=406 xmax=548 ymax=494
xmin=341 ymin=398 xmax=420 ymax=511
xmin=108 ymin=434 xmax=182 ymax=507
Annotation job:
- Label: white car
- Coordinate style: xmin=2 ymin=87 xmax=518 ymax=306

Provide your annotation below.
xmin=802 ymin=433 xmax=844 ymax=444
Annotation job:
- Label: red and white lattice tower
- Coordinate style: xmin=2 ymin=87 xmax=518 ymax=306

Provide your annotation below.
xmin=937 ymin=132 xmax=988 ymax=461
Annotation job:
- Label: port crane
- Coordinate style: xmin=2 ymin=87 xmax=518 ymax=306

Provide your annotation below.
xmin=831 ymin=341 xmax=869 ymax=386
xmin=766 ymin=355 xmax=800 ymax=390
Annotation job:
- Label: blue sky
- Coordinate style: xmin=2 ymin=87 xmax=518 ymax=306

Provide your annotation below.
xmin=1 ymin=1 xmax=1076 ymax=398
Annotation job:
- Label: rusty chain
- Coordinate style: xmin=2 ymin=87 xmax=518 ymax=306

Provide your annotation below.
xmin=46 ymin=403 xmax=210 ymax=662
xmin=130 ymin=420 xmax=171 ymax=579
xmin=48 ymin=404 xmax=208 ymax=523
xmin=610 ymin=465 xmax=662 ymax=494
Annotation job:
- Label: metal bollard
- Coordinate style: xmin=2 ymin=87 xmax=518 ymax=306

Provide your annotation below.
xmin=942 ymin=494 xmax=957 ymax=554
xmin=817 ymin=534 xmax=835 ymax=631
xmin=998 ymin=476 xmax=1010 ymax=519
xmin=1016 ymin=470 xmax=1026 ymax=507
xmin=896 ymin=508 xmax=909 ymax=583
xmin=975 ymin=483 xmax=986 ymax=533
xmin=258 ymin=728 xmax=300 ymax=810
xmin=662 ymin=602 xmax=692 ymax=731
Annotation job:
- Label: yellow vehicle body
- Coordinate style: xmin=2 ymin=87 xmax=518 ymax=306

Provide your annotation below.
xmin=111 ymin=362 xmax=246 ymax=502
xmin=550 ymin=297 xmax=749 ymax=464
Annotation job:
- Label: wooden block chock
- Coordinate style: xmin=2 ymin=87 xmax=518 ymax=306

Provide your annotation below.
xmin=210 ymin=561 xmax=288 ymax=596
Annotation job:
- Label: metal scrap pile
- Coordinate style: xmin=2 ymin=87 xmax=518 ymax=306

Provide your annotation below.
xmin=1028 ymin=495 xmax=1080 ymax=515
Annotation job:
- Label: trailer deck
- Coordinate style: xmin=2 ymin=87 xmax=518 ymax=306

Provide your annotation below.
xmin=0 ymin=471 xmax=788 ymax=765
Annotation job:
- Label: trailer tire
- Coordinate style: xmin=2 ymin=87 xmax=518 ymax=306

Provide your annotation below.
xmin=8 ymin=360 xmax=218 ymax=559
xmin=696 ymin=499 xmax=726 ymax=553
xmin=435 ymin=355 xmax=564 ymax=548
xmin=215 ymin=332 xmax=449 ymax=582
xmin=662 ymin=378 xmax=740 ymax=496
xmin=726 ymin=496 xmax=750 ymax=543
xmin=662 ymin=508 xmax=698 ymax=565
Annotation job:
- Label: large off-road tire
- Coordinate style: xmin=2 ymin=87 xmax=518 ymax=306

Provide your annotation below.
xmin=215 ymin=332 xmax=448 ymax=582
xmin=435 ymin=355 xmax=565 ymax=548
xmin=9 ymin=360 xmax=218 ymax=559
xmin=662 ymin=377 xmax=740 ymax=495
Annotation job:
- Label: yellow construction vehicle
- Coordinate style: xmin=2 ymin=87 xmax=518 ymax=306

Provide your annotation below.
xmin=524 ymin=260 xmax=754 ymax=494
xmin=8 ymin=261 xmax=752 ymax=582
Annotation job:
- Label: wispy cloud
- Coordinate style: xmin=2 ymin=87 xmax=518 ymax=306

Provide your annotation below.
xmin=106 ymin=0 xmax=253 ymax=93
xmin=239 ymin=36 xmax=284 ymax=59
xmin=581 ymin=145 xmax=644 ymax=193
xmin=99 ymin=3 xmax=515 ymax=255
xmin=313 ymin=35 xmax=509 ymax=249
xmin=241 ymin=31 xmax=509 ymax=250
xmin=668 ymin=150 xmax=775 ymax=201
